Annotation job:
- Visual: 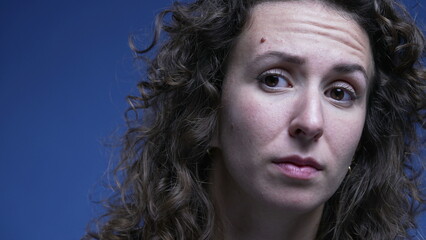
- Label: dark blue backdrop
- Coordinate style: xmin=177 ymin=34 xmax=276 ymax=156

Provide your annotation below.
xmin=0 ymin=1 xmax=425 ymax=239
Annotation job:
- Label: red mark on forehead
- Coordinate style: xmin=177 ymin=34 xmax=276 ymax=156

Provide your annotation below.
xmin=260 ymin=37 xmax=266 ymax=43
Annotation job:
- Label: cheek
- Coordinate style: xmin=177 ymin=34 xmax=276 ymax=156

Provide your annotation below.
xmin=326 ymin=113 xmax=365 ymax=164
xmin=219 ymin=93 xmax=284 ymax=150
xmin=219 ymin=98 xmax=260 ymax=149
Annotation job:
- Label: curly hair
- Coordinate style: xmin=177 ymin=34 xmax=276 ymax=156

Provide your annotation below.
xmin=84 ymin=0 xmax=426 ymax=239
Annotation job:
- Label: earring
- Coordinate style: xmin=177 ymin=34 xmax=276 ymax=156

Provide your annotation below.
xmin=206 ymin=147 xmax=213 ymax=156
xmin=348 ymin=156 xmax=356 ymax=172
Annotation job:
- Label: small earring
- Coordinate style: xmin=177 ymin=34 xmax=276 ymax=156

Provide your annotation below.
xmin=206 ymin=147 xmax=212 ymax=156
xmin=348 ymin=166 xmax=352 ymax=172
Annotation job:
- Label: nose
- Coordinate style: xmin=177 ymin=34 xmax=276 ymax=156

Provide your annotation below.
xmin=288 ymin=95 xmax=324 ymax=142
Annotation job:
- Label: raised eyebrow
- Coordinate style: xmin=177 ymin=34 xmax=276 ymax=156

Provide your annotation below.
xmin=252 ymin=51 xmax=306 ymax=65
xmin=332 ymin=64 xmax=369 ymax=81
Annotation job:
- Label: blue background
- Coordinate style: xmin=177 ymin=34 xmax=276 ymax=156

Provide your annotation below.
xmin=0 ymin=1 xmax=425 ymax=239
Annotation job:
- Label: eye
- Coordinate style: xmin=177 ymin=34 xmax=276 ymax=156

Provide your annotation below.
xmin=325 ymin=81 xmax=357 ymax=105
xmin=330 ymin=88 xmax=349 ymax=101
xmin=257 ymin=69 xmax=292 ymax=91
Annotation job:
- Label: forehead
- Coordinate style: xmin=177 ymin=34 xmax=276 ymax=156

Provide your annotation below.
xmin=231 ymin=1 xmax=374 ymax=78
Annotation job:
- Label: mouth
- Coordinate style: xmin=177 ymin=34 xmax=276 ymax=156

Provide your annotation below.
xmin=272 ymin=155 xmax=323 ymax=180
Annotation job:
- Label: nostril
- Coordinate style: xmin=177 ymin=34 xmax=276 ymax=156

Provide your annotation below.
xmin=313 ymin=130 xmax=323 ymax=141
xmin=289 ymin=125 xmax=323 ymax=141
xmin=289 ymin=128 xmax=304 ymax=138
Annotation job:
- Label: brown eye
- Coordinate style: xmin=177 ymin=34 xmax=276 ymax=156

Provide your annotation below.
xmin=325 ymin=81 xmax=358 ymax=107
xmin=330 ymin=88 xmax=345 ymax=100
xmin=326 ymin=84 xmax=356 ymax=104
xmin=264 ymin=75 xmax=280 ymax=87
xmin=257 ymin=71 xmax=292 ymax=90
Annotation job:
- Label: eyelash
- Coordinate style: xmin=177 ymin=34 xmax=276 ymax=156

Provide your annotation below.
xmin=257 ymin=69 xmax=359 ymax=106
xmin=256 ymin=69 xmax=293 ymax=91
xmin=325 ymin=81 xmax=358 ymax=104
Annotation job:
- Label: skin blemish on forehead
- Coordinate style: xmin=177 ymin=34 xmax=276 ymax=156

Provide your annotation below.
xmin=260 ymin=37 xmax=266 ymax=43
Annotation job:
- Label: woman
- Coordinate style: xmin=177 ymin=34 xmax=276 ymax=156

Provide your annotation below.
xmin=85 ymin=0 xmax=426 ymax=239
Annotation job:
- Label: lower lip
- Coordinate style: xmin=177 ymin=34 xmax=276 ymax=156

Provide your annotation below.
xmin=274 ymin=162 xmax=320 ymax=180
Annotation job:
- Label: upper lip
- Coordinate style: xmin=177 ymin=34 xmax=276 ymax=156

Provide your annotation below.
xmin=272 ymin=155 xmax=324 ymax=170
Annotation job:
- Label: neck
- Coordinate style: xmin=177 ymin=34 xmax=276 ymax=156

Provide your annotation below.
xmin=210 ymin=159 xmax=323 ymax=240
xmin=214 ymin=204 xmax=322 ymax=240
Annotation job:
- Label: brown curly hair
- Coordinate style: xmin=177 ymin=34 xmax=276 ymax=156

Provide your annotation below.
xmin=84 ymin=0 xmax=426 ymax=239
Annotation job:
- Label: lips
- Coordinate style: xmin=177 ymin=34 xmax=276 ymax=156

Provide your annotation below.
xmin=272 ymin=155 xmax=324 ymax=180
xmin=273 ymin=155 xmax=324 ymax=170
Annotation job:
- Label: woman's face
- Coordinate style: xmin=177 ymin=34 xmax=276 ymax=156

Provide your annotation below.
xmin=212 ymin=1 xmax=373 ymax=213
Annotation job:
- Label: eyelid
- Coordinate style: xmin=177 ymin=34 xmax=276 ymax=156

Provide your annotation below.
xmin=256 ymin=69 xmax=293 ymax=91
xmin=260 ymin=69 xmax=288 ymax=76
xmin=256 ymin=68 xmax=293 ymax=88
xmin=331 ymin=81 xmax=358 ymax=99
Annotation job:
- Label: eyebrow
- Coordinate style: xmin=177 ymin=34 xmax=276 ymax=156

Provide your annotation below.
xmin=332 ymin=64 xmax=369 ymax=82
xmin=252 ymin=51 xmax=306 ymax=65
xmin=252 ymin=51 xmax=369 ymax=81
